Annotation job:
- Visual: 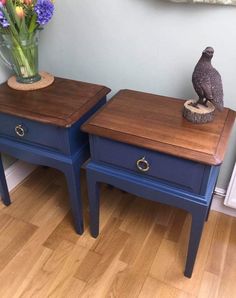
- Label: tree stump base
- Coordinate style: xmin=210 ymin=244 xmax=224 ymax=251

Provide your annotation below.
xmin=183 ymin=99 xmax=215 ymax=124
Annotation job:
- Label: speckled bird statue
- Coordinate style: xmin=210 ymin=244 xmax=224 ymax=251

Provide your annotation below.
xmin=192 ymin=47 xmax=224 ymax=111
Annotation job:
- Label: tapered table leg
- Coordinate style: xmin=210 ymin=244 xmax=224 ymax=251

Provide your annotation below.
xmin=0 ymin=155 xmax=10 ymax=206
xmin=86 ymin=170 xmax=100 ymax=238
xmin=184 ymin=211 xmax=206 ymax=278
xmin=64 ymin=163 xmax=84 ymax=235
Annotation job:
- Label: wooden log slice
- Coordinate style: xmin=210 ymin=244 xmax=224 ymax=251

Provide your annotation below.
xmin=183 ymin=99 xmax=215 ymax=124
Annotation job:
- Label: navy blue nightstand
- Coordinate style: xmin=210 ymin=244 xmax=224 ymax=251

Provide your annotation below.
xmin=82 ymin=89 xmax=235 ymax=277
xmin=0 ymin=77 xmax=110 ymax=234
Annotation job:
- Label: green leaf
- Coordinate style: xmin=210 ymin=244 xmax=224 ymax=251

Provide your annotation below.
xmin=28 ymin=13 xmax=37 ymax=33
xmin=1 ymin=7 xmax=19 ymax=37
xmin=19 ymin=17 xmax=28 ymax=38
xmin=5 ymin=0 xmax=20 ymax=33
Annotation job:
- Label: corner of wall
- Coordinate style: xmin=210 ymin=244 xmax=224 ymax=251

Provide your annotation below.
xmin=5 ymin=160 xmax=37 ymax=192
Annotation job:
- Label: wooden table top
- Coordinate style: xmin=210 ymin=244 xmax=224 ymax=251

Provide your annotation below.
xmin=82 ymin=89 xmax=235 ymax=165
xmin=0 ymin=77 xmax=110 ymax=127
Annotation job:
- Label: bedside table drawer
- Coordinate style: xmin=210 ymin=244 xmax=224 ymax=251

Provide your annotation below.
xmin=0 ymin=113 xmax=68 ymax=153
xmin=92 ymin=137 xmax=206 ymax=194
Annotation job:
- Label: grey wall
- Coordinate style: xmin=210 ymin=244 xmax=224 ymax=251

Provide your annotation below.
xmin=39 ymin=0 xmax=236 ymax=190
xmin=1 ymin=0 xmax=236 ymax=187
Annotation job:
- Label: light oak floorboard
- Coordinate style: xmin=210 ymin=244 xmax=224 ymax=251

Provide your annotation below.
xmin=0 ymin=167 xmax=235 ymax=298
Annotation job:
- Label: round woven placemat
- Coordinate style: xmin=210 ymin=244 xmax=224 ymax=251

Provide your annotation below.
xmin=7 ymin=71 xmax=54 ymax=91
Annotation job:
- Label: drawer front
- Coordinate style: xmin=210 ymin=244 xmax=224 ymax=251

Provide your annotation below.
xmin=0 ymin=97 xmax=106 ymax=155
xmin=0 ymin=113 xmax=69 ymax=154
xmin=92 ymin=137 xmax=206 ymax=194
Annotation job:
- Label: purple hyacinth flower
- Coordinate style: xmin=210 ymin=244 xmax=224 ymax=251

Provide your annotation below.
xmin=0 ymin=10 xmax=9 ymax=28
xmin=34 ymin=0 xmax=54 ymax=26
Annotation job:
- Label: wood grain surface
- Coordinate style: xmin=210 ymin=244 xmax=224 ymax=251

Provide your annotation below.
xmin=0 ymin=77 xmax=110 ymax=127
xmin=0 ymin=167 xmax=235 ymax=297
xmin=82 ymin=89 xmax=235 ymax=165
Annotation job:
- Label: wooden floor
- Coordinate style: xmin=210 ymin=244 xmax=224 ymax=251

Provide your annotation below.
xmin=0 ymin=167 xmax=235 ymax=298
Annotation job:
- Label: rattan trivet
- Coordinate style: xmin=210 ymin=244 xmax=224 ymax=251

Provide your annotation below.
xmin=7 ymin=71 xmax=54 ymax=91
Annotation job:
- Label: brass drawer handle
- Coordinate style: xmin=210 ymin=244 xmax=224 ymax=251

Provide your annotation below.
xmin=15 ymin=124 xmax=25 ymax=137
xmin=136 ymin=156 xmax=150 ymax=172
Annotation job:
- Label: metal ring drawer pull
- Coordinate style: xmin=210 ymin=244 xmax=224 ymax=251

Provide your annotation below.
xmin=136 ymin=156 xmax=150 ymax=172
xmin=15 ymin=124 xmax=25 ymax=137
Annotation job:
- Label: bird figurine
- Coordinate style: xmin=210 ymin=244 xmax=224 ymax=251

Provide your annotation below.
xmin=192 ymin=47 xmax=224 ymax=111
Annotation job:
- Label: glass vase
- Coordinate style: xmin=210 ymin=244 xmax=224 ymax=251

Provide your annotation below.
xmin=0 ymin=32 xmax=41 ymax=84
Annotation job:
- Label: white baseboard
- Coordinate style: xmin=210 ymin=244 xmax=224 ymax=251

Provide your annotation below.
xmin=5 ymin=160 xmax=37 ymax=192
xmin=224 ymin=163 xmax=236 ymax=209
xmin=211 ymin=194 xmax=236 ymax=218
xmin=214 ymin=187 xmax=226 ymax=197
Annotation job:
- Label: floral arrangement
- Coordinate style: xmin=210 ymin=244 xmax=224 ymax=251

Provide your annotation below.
xmin=0 ymin=0 xmax=54 ymax=31
xmin=0 ymin=0 xmax=55 ymax=83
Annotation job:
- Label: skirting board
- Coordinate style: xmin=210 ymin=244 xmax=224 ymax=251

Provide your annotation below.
xmin=5 ymin=160 xmax=37 ymax=192
xmin=3 ymin=161 xmax=236 ymax=218
xmin=211 ymin=187 xmax=236 ymax=217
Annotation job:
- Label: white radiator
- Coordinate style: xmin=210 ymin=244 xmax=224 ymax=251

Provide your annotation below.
xmin=224 ymin=162 xmax=236 ymax=209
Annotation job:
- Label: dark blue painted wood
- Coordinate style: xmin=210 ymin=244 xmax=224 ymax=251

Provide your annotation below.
xmin=91 ymin=137 xmax=208 ymax=194
xmin=184 ymin=210 xmax=206 ymax=277
xmin=0 ymin=154 xmax=10 ymax=206
xmin=86 ymin=135 xmax=220 ymax=278
xmin=0 ymin=113 xmax=69 ymax=154
xmin=67 ymin=97 xmax=106 ymax=155
xmin=0 ymin=96 xmax=107 ymax=234
xmin=0 ymin=98 xmax=106 ymax=156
